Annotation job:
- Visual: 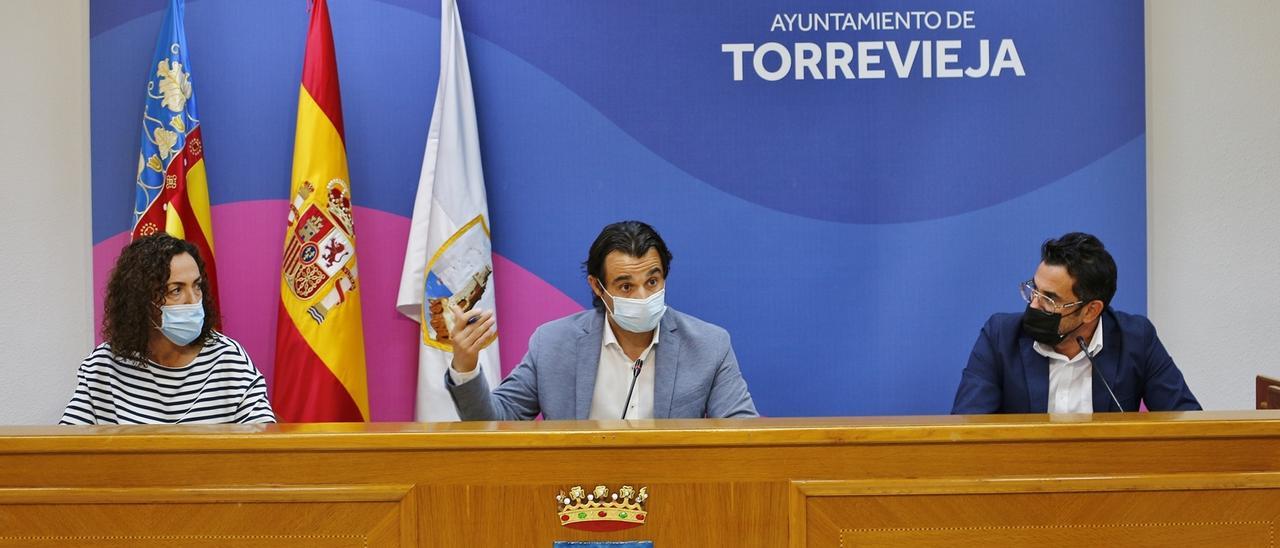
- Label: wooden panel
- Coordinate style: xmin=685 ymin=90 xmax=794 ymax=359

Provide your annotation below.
xmin=412 ymin=481 xmax=782 ymax=546
xmin=838 ymin=519 xmax=1271 ymax=548
xmin=794 ymin=474 xmax=1280 ymax=547
xmin=0 ymin=485 xmax=414 ymax=548
xmin=6 ymin=438 xmax=1280 ymax=489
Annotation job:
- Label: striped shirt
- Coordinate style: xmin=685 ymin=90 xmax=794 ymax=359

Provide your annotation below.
xmin=60 ymin=333 xmax=276 ymax=425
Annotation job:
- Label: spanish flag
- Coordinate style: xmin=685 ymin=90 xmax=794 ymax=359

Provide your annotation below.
xmin=272 ymin=0 xmax=369 ymax=422
xmin=133 ymin=0 xmax=220 ymax=309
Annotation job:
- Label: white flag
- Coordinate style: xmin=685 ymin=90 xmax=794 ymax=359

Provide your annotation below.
xmin=397 ymin=0 xmax=500 ymax=422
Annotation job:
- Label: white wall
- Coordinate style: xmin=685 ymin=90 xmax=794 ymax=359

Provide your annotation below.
xmin=1147 ymin=0 xmax=1280 ymax=410
xmin=0 ymin=2 xmax=1274 ymax=423
xmin=0 ymin=0 xmax=93 ymax=424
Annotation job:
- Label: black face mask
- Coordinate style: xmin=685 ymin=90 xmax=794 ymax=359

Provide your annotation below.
xmin=1020 ymin=304 xmax=1082 ymax=346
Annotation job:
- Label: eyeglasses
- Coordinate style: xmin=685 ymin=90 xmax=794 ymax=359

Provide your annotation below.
xmin=1019 ymin=280 xmax=1084 ymax=315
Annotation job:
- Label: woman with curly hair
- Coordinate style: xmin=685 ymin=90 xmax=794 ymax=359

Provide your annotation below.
xmin=60 ymin=233 xmax=275 ymax=424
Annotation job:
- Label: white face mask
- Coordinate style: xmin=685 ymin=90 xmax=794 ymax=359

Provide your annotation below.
xmin=598 ymin=281 xmax=667 ymax=333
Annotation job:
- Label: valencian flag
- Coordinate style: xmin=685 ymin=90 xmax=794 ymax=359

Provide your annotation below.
xmin=273 ymin=0 xmax=369 ymax=422
xmin=133 ymin=0 xmax=219 ymax=309
xmin=396 ymin=0 xmax=500 ymax=421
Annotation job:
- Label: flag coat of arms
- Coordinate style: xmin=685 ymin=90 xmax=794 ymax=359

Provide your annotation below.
xmin=273 ymin=0 xmax=370 ymax=422
xmin=133 ymin=0 xmax=220 ymax=308
xmin=396 ymin=0 xmax=500 ymax=421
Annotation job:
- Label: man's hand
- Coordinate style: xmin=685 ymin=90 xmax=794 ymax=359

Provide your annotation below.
xmin=449 ymin=302 xmax=495 ymax=373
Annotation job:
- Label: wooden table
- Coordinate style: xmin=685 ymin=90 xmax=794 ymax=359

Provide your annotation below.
xmin=2 ymin=411 xmax=1279 ymax=546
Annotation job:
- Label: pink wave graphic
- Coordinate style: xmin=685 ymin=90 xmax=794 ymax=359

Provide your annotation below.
xmin=92 ymin=200 xmax=582 ymax=421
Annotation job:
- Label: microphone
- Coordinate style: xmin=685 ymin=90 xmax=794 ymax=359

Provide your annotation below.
xmin=1077 ymin=336 xmax=1124 ymax=412
xmin=621 ymin=358 xmax=643 ymax=419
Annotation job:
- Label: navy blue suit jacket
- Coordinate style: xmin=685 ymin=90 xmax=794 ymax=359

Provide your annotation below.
xmin=952 ymin=308 xmax=1200 ymax=414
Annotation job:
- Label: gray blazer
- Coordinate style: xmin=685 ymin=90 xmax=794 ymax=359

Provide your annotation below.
xmin=446 ymin=307 xmax=758 ymax=420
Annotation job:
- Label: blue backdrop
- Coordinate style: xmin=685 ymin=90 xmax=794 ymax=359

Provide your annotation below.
xmin=91 ymin=0 xmax=1146 ymax=418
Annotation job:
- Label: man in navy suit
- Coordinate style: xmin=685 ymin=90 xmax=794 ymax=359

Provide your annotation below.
xmin=952 ymin=232 xmax=1200 ymax=414
xmin=444 ymin=221 xmax=758 ymax=421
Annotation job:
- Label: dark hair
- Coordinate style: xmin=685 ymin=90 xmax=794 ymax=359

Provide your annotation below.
xmin=582 ymin=221 xmax=673 ymax=308
xmin=1040 ymin=232 xmax=1118 ymax=307
xmin=103 ymin=233 xmax=219 ymax=362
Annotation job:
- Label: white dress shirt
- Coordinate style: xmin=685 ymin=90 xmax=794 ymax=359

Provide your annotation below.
xmin=448 ymin=322 xmax=658 ymax=420
xmin=1033 ymin=319 xmax=1104 ymax=414
xmin=588 ymin=322 xmax=658 ymax=420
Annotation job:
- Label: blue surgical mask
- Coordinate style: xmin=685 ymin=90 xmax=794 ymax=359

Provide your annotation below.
xmin=599 ymin=281 xmax=667 ymax=333
xmin=158 ymin=303 xmax=205 ymax=346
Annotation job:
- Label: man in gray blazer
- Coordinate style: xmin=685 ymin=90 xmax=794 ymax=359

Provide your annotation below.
xmin=444 ymin=221 xmax=758 ymax=420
